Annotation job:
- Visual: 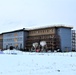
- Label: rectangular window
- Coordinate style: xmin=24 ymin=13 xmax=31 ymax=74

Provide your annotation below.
xmin=14 ymin=33 xmax=18 ymax=36
xmin=51 ymin=29 xmax=54 ymax=32
xmin=14 ymin=38 xmax=18 ymax=42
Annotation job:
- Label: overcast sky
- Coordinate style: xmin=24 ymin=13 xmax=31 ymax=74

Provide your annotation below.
xmin=0 ymin=0 xmax=76 ymax=33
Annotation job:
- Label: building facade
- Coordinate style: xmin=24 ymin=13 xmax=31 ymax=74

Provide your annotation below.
xmin=26 ymin=27 xmax=60 ymax=52
xmin=57 ymin=27 xmax=72 ymax=52
xmin=26 ymin=26 xmax=72 ymax=52
xmin=3 ymin=29 xmax=28 ymax=50
xmin=0 ymin=25 xmax=73 ymax=52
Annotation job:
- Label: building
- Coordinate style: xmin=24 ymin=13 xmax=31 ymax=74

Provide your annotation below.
xmin=57 ymin=26 xmax=72 ymax=52
xmin=26 ymin=25 xmax=72 ymax=52
xmin=3 ymin=28 xmax=28 ymax=50
xmin=0 ymin=34 xmax=3 ymax=50
xmin=26 ymin=26 xmax=60 ymax=52
xmin=72 ymin=30 xmax=76 ymax=51
xmin=0 ymin=25 xmax=73 ymax=52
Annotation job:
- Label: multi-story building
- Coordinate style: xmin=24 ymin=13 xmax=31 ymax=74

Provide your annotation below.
xmin=26 ymin=26 xmax=60 ymax=51
xmin=57 ymin=26 xmax=72 ymax=52
xmin=0 ymin=34 xmax=3 ymax=50
xmin=3 ymin=28 xmax=28 ymax=50
xmin=72 ymin=30 xmax=76 ymax=51
xmin=26 ymin=26 xmax=72 ymax=52
xmin=0 ymin=25 xmax=73 ymax=52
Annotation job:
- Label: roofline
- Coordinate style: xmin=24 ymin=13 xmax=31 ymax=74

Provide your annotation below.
xmin=2 ymin=28 xmax=29 ymax=34
xmin=0 ymin=25 xmax=73 ymax=34
xmin=28 ymin=25 xmax=73 ymax=31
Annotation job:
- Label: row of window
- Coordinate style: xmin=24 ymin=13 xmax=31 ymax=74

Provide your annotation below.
xmin=72 ymin=33 xmax=76 ymax=36
xmin=4 ymin=43 xmax=23 ymax=49
xmin=4 ymin=43 xmax=22 ymax=46
xmin=72 ymin=44 xmax=76 ymax=46
xmin=30 ymin=29 xmax=54 ymax=34
xmin=4 ymin=37 xmax=22 ymax=42
xmin=28 ymin=35 xmax=58 ymax=40
xmin=72 ymin=30 xmax=75 ymax=33
xmin=4 ymin=32 xmax=23 ymax=37
xmin=72 ymin=40 xmax=76 ymax=42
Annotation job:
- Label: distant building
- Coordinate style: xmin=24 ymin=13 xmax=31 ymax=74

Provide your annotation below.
xmin=72 ymin=30 xmax=76 ymax=51
xmin=26 ymin=26 xmax=72 ymax=52
xmin=0 ymin=34 xmax=3 ymax=50
xmin=3 ymin=28 xmax=28 ymax=50
xmin=57 ymin=26 xmax=72 ymax=52
xmin=0 ymin=25 xmax=73 ymax=52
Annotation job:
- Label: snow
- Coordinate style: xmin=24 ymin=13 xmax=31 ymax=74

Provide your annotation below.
xmin=3 ymin=49 xmax=23 ymax=54
xmin=0 ymin=50 xmax=76 ymax=75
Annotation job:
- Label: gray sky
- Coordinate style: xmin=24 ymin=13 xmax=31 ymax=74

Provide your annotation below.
xmin=0 ymin=0 xmax=76 ymax=33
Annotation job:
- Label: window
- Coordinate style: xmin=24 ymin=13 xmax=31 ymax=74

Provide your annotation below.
xmin=42 ymin=30 xmax=44 ymax=33
xmin=14 ymin=38 xmax=17 ymax=42
xmin=36 ymin=31 xmax=39 ymax=33
xmin=14 ymin=33 xmax=18 ymax=36
xmin=7 ymin=33 xmax=12 ymax=36
xmin=51 ymin=29 xmax=53 ymax=32
xmin=50 ymin=35 xmax=52 ymax=38
xmin=50 ymin=29 xmax=51 ymax=32
xmin=15 ymin=44 xmax=18 ymax=48
xmin=33 ymin=31 xmax=35 ymax=34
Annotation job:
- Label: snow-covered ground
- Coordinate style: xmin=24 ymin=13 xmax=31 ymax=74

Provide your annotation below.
xmin=0 ymin=50 xmax=76 ymax=75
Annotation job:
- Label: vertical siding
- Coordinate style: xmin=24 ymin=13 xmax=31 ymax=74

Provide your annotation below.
xmin=3 ymin=31 xmax=28 ymax=50
xmin=3 ymin=31 xmax=24 ymax=49
xmin=58 ymin=28 xmax=72 ymax=52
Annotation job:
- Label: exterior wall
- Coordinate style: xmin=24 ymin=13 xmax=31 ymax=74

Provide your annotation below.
xmin=26 ymin=28 xmax=60 ymax=51
xmin=29 ymin=28 xmax=56 ymax=36
xmin=0 ymin=34 xmax=3 ymax=50
xmin=3 ymin=31 xmax=24 ymax=49
xmin=1 ymin=26 xmax=72 ymax=52
xmin=3 ymin=31 xmax=28 ymax=50
xmin=57 ymin=28 xmax=72 ymax=52
xmin=26 ymin=34 xmax=60 ymax=49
